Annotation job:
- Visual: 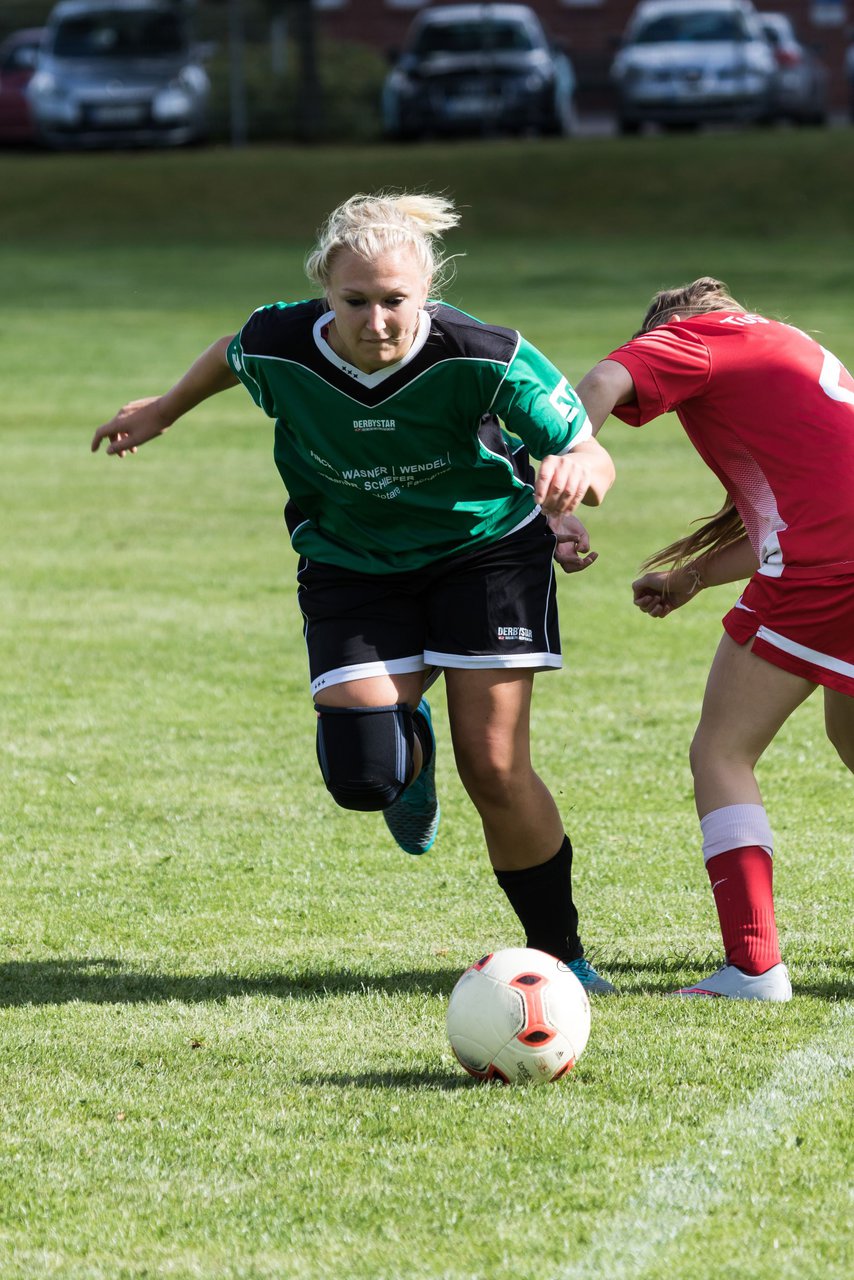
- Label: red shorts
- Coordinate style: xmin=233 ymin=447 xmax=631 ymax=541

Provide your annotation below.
xmin=723 ymin=573 xmax=854 ymax=696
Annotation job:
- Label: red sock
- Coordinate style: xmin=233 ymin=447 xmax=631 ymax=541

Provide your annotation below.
xmin=705 ymin=846 xmax=781 ymax=975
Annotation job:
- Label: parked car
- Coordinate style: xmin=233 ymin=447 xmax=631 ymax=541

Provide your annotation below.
xmin=382 ymin=3 xmax=577 ymax=140
xmin=611 ymin=0 xmax=777 ymax=134
xmin=27 ymin=0 xmax=210 ymax=149
xmin=758 ymin=11 xmax=828 ymax=125
xmin=0 ymin=28 xmax=44 ymax=144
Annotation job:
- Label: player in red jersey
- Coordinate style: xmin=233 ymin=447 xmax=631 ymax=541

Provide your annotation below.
xmin=565 ymin=277 xmax=854 ymax=1000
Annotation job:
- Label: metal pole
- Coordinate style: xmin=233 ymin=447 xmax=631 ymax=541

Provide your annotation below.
xmin=228 ymin=0 xmax=249 ymax=147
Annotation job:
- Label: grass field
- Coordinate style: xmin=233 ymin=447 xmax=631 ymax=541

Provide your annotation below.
xmin=0 ymin=132 xmax=852 ymax=1279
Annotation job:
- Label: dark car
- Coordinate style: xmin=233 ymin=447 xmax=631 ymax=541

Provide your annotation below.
xmin=27 ymin=0 xmax=209 ymax=149
xmin=759 ymin=12 xmax=828 ymax=125
xmin=0 ymin=28 xmax=44 ymax=144
xmin=382 ymin=3 xmax=577 ymax=140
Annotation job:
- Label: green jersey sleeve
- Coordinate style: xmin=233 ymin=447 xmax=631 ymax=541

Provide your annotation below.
xmin=489 ymin=335 xmax=592 ymax=459
xmin=227 ymin=324 xmax=274 ymax=416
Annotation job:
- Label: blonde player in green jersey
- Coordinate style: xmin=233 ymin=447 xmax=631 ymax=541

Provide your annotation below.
xmin=92 ymin=191 xmax=617 ymax=993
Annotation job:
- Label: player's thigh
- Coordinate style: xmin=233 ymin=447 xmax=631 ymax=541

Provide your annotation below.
xmin=297 ymin=556 xmax=427 ymax=703
xmin=445 ymin=668 xmax=536 ymax=777
xmin=314 ymin=672 xmax=426 ymax=709
xmin=423 ymin=518 xmax=561 ymax=673
xmin=692 ymin=632 xmax=817 ymax=764
xmin=824 ymin=688 xmax=854 ymax=771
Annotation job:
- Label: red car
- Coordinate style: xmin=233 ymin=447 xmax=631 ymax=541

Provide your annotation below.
xmin=0 ymin=28 xmax=45 ymax=144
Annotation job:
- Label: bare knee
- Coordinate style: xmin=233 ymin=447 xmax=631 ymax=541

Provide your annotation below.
xmin=689 ymin=723 xmax=727 ymax=781
xmin=452 ymin=739 xmax=521 ymax=810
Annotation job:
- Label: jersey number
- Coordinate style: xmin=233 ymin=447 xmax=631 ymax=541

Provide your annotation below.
xmin=549 ymin=377 xmax=580 ymax=423
xmin=819 ymin=348 xmax=854 ymax=406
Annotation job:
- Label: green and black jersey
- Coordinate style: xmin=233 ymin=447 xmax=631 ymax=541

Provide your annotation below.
xmin=227 ymin=299 xmax=591 ymax=574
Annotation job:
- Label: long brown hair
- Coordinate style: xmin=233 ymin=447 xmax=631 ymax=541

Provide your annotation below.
xmin=635 ymin=275 xmax=745 ymax=338
xmin=642 ymin=498 xmax=746 ymax=573
xmin=638 ymin=277 xmax=748 ymax=572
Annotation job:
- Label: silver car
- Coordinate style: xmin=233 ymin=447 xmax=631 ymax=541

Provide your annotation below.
xmin=27 ymin=0 xmax=209 ymax=148
xmin=611 ymin=0 xmax=776 ymax=134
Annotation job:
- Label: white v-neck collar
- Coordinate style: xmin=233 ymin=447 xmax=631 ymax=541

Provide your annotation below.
xmin=312 ymin=308 xmax=432 ymax=388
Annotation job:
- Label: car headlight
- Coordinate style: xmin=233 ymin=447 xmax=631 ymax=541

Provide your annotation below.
xmin=178 ymin=65 xmax=208 ymax=96
xmin=617 ymin=63 xmax=644 ymax=86
xmin=153 ymin=86 xmax=193 ymax=121
xmin=28 ymin=69 xmax=62 ymax=99
xmin=387 ymin=69 xmax=416 ymax=96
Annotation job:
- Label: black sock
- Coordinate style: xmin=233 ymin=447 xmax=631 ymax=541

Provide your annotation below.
xmin=493 ymin=836 xmax=583 ymax=962
xmin=411 ymin=704 xmax=434 ymax=769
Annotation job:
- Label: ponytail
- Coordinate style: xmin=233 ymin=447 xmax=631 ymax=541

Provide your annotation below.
xmin=642 ymin=498 xmax=746 ymax=573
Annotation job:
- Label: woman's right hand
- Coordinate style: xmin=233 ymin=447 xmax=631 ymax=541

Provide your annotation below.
xmin=91 ymin=396 xmax=172 ymax=458
xmin=632 ymin=567 xmax=701 ymax=618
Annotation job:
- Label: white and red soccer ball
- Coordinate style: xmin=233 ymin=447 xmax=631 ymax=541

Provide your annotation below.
xmin=446 ymin=947 xmax=591 ymax=1085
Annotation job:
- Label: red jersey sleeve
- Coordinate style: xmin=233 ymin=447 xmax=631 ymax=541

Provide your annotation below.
xmin=605 ymin=325 xmax=713 ymax=426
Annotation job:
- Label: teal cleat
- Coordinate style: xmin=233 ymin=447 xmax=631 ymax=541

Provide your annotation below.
xmin=566 ymin=957 xmax=617 ymax=995
xmin=383 ymin=698 xmax=440 ymax=856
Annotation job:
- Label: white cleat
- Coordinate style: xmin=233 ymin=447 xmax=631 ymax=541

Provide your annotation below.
xmin=675 ymin=962 xmax=792 ymax=1002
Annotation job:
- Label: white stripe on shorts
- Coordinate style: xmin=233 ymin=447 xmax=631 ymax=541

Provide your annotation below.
xmin=424 ymin=650 xmax=562 ymax=671
xmin=311 ymin=655 xmax=425 ymax=698
xmin=756 ymin=625 xmax=854 ymax=681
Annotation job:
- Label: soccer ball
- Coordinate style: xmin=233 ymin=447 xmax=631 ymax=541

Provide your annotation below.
xmin=446 ymin=947 xmax=591 ymax=1085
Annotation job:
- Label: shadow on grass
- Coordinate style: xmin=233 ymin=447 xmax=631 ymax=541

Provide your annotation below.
xmin=0 ymin=957 xmax=458 ymax=1008
xmin=303 ymin=1068 xmax=475 ymax=1091
xmin=588 ymin=952 xmax=854 ymax=1000
xmin=2 ymin=956 xmax=849 ymax=1007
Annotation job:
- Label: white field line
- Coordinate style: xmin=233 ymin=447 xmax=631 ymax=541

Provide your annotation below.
xmin=558 ymin=1003 xmax=853 ymax=1280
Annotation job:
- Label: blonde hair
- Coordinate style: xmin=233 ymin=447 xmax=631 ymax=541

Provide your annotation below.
xmin=636 ymin=275 xmax=745 ymax=338
xmin=305 ymin=191 xmax=461 ymax=295
xmin=637 ymin=277 xmax=748 ymax=576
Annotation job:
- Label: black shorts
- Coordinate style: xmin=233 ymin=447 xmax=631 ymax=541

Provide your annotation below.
xmin=297 ymin=514 xmax=562 ymax=696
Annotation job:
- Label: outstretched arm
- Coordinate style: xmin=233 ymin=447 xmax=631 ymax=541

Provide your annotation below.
xmin=531 ymin=358 xmax=633 ymax=514
xmin=574 ymin=360 xmax=636 ymax=434
xmin=91 ymin=336 xmax=239 ymax=457
xmin=534 ymin=437 xmax=616 ymax=514
xmin=633 ymin=535 xmax=759 ymax=618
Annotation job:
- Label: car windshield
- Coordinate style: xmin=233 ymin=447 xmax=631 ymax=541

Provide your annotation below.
xmin=632 ymin=12 xmax=751 ymax=43
xmin=52 ymin=12 xmax=187 ymax=58
xmin=412 ymin=21 xmax=537 ymax=56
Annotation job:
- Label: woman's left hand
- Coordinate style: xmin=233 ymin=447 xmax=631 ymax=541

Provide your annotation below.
xmin=548 ymin=513 xmax=598 ymax=573
xmin=534 ymin=453 xmax=591 ymax=514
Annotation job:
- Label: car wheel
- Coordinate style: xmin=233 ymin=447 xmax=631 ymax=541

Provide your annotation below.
xmin=383 ymin=124 xmax=422 ymax=143
xmin=617 ymin=116 xmax=641 ymax=136
xmin=796 ymin=106 xmax=828 ymax=127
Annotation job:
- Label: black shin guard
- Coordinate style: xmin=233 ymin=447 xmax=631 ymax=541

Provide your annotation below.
xmin=493 ymin=836 xmax=583 ymax=963
xmin=314 ymin=703 xmax=415 ymax=811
